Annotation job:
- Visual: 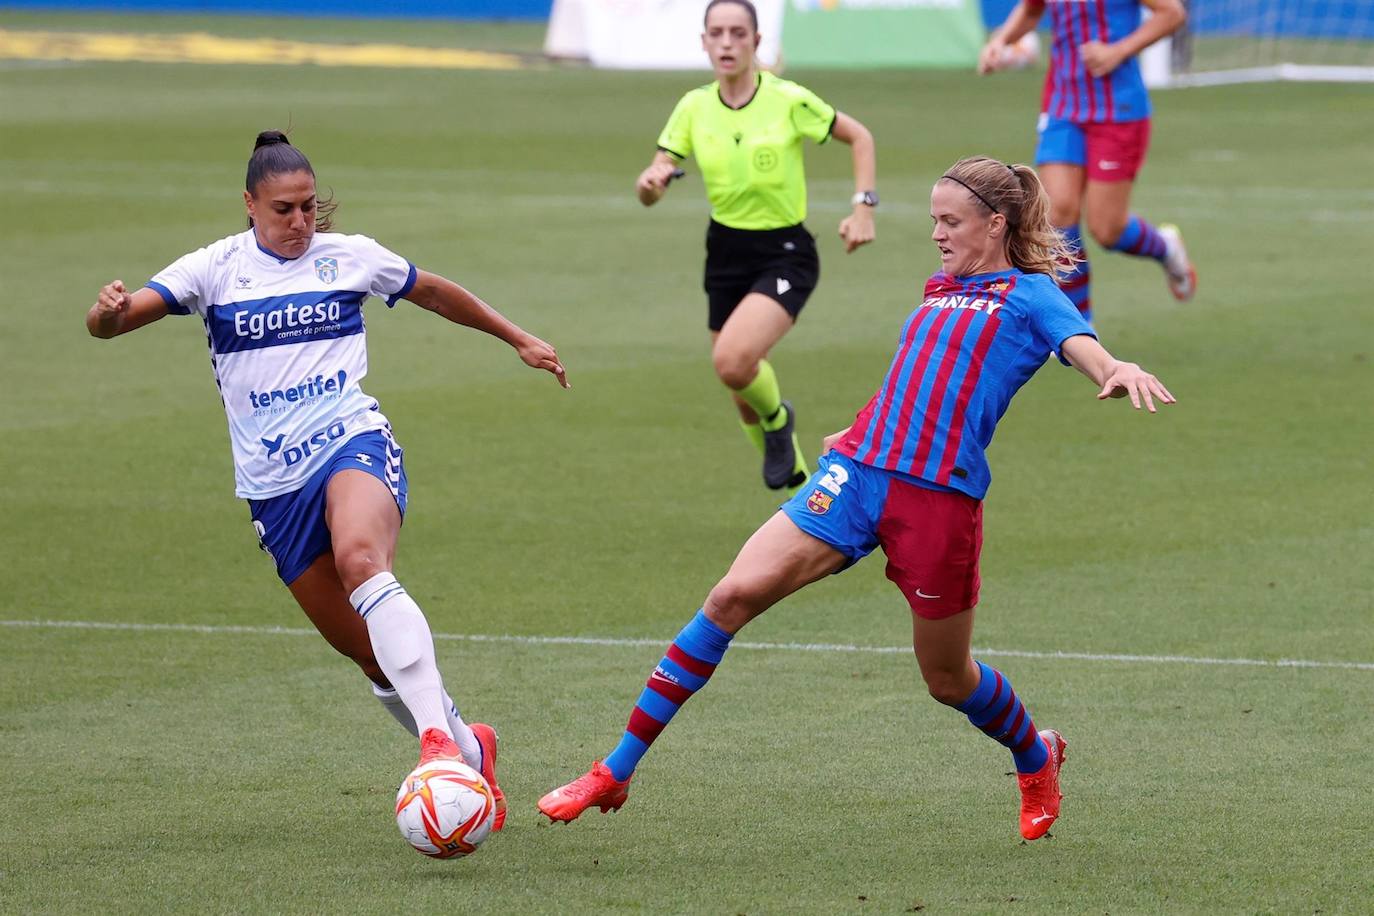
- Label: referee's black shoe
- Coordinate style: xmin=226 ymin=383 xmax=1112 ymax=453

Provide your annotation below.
xmin=762 ymin=401 xmax=806 ymax=490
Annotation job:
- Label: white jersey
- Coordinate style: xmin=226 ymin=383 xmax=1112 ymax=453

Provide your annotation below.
xmin=148 ymin=229 xmax=417 ymax=500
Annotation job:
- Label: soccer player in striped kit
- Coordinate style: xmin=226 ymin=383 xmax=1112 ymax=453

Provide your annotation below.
xmin=979 ymin=0 xmax=1195 ymax=320
xmin=539 ymin=156 xmax=1175 ymax=840
xmin=87 ymin=131 xmax=570 ymax=831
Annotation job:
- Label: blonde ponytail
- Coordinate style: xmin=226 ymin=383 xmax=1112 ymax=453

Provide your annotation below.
xmin=939 ymin=156 xmax=1078 ymax=279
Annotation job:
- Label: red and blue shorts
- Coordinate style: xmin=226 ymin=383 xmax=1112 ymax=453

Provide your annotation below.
xmin=780 ymin=451 xmax=982 ymax=619
xmin=1035 ymin=115 xmax=1152 ymax=182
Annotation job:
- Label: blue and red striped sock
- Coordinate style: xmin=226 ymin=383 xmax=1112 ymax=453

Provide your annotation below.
xmin=603 ymin=610 xmax=733 ymax=781
xmin=1110 ymin=215 xmax=1169 ymax=261
xmin=1056 ymin=225 xmax=1092 ymax=322
xmin=957 ymin=661 xmax=1048 ymax=774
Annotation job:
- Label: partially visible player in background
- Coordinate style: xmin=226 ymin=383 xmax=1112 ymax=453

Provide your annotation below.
xmin=637 ymin=0 xmax=877 ymax=492
xmin=86 ymin=131 xmax=570 ymax=831
xmin=539 ymin=156 xmax=1175 ymax=841
xmin=979 ymin=0 xmax=1195 ymax=321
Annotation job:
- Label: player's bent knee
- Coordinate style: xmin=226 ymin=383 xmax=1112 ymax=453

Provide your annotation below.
xmin=333 ymin=545 xmax=389 ymax=594
xmin=712 ymin=349 xmax=757 ymax=390
xmin=705 ymin=577 xmax=748 ymax=613
xmin=922 ymin=670 xmax=971 ymax=707
xmin=703 ymin=579 xmax=763 ymax=632
xmin=1050 ymin=204 xmax=1080 ymax=229
xmin=1088 ymin=218 xmax=1126 ymax=249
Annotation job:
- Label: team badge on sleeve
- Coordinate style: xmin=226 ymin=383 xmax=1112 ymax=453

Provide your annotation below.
xmin=314 ymin=257 xmax=338 ymax=284
xmin=806 ymin=489 xmax=834 ymax=515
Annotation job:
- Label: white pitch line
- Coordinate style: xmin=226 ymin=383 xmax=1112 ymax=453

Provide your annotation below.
xmin=3 ymin=618 xmax=1372 ymax=672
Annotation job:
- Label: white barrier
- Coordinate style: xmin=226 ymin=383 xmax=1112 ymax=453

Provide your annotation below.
xmin=545 ymin=0 xmax=784 ymax=69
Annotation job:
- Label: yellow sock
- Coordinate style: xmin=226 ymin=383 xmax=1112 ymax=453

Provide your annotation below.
xmin=734 ymin=359 xmax=786 ymax=432
xmin=739 ymin=419 xmax=765 ymax=455
xmin=787 ymin=432 xmax=809 ymax=493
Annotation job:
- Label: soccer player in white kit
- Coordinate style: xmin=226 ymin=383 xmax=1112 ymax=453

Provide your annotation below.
xmin=87 ymin=131 xmax=569 ymax=831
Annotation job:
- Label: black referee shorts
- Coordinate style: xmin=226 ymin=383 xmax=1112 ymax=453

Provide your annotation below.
xmin=703 ymin=220 xmax=819 ymax=332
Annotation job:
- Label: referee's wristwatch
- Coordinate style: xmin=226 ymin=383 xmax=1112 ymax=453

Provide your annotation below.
xmin=851 ymin=190 xmax=879 ymax=207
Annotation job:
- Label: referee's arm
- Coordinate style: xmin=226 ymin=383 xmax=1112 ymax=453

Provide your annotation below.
xmin=831 ymin=112 xmax=877 ymax=253
xmin=636 ymin=150 xmax=683 ymax=207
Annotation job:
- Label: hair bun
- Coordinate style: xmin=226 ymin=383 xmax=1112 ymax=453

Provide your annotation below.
xmin=253 ymin=130 xmax=291 ymax=150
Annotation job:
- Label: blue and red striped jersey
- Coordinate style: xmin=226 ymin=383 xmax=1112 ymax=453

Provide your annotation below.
xmin=1032 ymin=0 xmax=1151 ymax=123
xmin=835 ymin=269 xmax=1094 ymax=499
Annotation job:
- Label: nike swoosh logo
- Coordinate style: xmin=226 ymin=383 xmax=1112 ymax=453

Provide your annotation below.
xmin=1031 ymin=808 xmax=1055 ymax=825
xmin=915 ymin=589 xmax=942 ymax=600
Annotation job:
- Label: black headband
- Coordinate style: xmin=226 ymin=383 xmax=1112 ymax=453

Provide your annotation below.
xmin=941 ymin=174 xmax=1000 ymax=215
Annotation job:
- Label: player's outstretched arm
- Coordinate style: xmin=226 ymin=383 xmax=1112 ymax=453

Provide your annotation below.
xmin=1060 ymin=334 xmax=1176 ymax=413
xmin=831 ymin=113 xmax=876 ymax=254
xmin=1079 ymin=0 xmax=1186 ymax=77
xmin=86 ymin=281 xmax=170 ymax=338
xmin=636 ymin=151 xmax=682 ymax=208
xmin=978 ymin=1 xmax=1046 ymax=74
xmin=405 ymin=270 xmax=569 ymax=388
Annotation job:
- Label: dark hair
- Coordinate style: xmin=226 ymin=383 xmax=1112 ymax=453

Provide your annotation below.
xmin=939 ymin=156 xmax=1075 ymax=278
xmin=704 ymin=0 xmax=758 ymax=32
xmin=245 ymin=130 xmax=336 ymax=232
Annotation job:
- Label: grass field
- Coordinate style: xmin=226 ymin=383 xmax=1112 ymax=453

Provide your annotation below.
xmin=2 ymin=12 xmax=1372 ymax=914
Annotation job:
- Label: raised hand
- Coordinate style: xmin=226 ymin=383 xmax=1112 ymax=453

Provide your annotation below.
xmin=93 ymin=280 xmax=133 ymax=320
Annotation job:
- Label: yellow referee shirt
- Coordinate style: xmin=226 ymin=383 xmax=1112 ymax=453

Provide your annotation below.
xmin=656 ymin=72 xmax=837 ymax=231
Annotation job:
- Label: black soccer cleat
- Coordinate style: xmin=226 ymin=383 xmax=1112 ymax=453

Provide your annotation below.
xmin=762 ymin=400 xmax=800 ymax=490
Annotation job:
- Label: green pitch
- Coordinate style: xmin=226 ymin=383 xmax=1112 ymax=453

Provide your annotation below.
xmin=2 ymin=13 xmax=1372 ymax=913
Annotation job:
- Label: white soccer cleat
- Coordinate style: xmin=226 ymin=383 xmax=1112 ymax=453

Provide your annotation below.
xmin=1158 ymin=224 xmax=1196 ymax=302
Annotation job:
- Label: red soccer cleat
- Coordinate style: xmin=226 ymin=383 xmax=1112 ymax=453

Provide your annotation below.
xmin=537 ymin=761 xmax=632 ymax=823
xmin=469 ymin=723 xmax=507 ymax=832
xmin=418 ymin=727 xmax=464 ymax=766
xmin=1017 ymin=729 xmax=1067 ymax=840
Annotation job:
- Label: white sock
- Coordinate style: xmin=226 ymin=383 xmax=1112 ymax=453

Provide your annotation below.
xmin=444 ymin=696 xmax=481 ymax=769
xmin=372 ymin=683 xmax=418 ymax=737
xmin=372 ymin=683 xmax=480 ymax=763
xmin=349 ymin=571 xmax=450 ymax=738
xmin=372 ymin=683 xmax=480 ymax=766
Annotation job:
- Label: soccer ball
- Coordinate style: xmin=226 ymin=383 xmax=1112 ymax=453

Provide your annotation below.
xmin=394 ymin=759 xmax=497 ymax=859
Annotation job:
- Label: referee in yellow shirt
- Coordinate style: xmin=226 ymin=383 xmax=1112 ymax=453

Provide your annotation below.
xmin=636 ymin=0 xmax=877 ymax=492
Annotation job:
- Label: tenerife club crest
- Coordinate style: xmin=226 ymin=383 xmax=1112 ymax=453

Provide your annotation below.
xmin=314 ymin=257 xmax=338 ymax=284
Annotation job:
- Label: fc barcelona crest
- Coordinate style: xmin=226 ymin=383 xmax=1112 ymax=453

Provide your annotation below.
xmin=806 ymin=489 xmax=833 ymax=515
xmin=314 ymin=257 xmax=338 ymax=284
xmin=987 ymin=280 xmax=1009 ymax=293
